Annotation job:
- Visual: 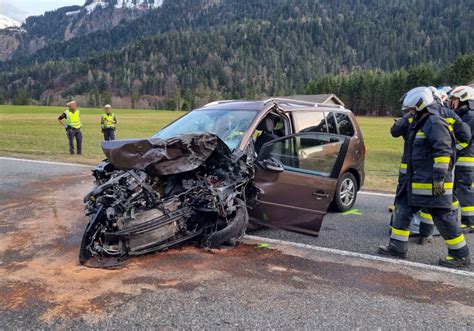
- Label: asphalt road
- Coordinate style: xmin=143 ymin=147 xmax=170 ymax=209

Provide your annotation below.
xmin=254 ymin=191 xmax=474 ymax=272
xmin=0 ymin=157 xmax=473 ymax=329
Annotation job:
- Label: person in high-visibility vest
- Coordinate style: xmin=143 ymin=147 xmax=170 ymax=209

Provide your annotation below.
xmin=101 ymin=104 xmax=117 ymax=141
xmin=58 ymin=101 xmax=82 ymax=155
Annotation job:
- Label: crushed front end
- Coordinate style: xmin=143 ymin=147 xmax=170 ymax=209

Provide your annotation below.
xmin=79 ymin=133 xmax=255 ymax=268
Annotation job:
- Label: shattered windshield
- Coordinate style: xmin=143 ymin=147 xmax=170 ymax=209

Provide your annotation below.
xmin=154 ymin=109 xmax=258 ymax=150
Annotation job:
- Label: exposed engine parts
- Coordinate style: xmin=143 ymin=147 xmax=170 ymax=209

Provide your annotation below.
xmin=79 ymin=133 xmax=255 ymax=268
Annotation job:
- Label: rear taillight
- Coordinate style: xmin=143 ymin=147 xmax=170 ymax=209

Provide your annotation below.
xmin=362 ymin=143 xmax=366 ymax=159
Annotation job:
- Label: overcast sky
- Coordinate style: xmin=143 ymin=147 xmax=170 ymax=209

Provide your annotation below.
xmin=1 ymin=0 xmax=82 ymax=22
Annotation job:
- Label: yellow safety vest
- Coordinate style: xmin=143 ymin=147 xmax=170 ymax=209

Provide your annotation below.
xmin=65 ymin=110 xmax=82 ymax=129
xmin=103 ymin=113 xmax=116 ymax=129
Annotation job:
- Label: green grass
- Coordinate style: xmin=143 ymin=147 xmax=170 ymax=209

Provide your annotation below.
xmin=0 ymin=105 xmax=402 ymax=191
xmin=0 ymin=105 xmax=187 ymax=164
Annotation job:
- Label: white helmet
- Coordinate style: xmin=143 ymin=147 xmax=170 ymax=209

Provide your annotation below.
xmin=449 ymin=86 xmax=474 ymax=102
xmin=402 ymin=87 xmax=435 ymax=111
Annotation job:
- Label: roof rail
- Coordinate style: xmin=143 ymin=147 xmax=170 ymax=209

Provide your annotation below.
xmin=263 ymin=97 xmax=345 ymax=109
xmin=202 ymin=100 xmax=236 ymax=107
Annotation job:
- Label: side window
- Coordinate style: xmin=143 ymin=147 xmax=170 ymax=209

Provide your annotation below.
xmin=334 ymin=113 xmax=355 ymax=136
xmin=292 ymin=111 xmax=328 ymax=133
xmin=325 ymin=112 xmax=338 ymax=134
xmin=260 ymin=133 xmax=345 ymax=177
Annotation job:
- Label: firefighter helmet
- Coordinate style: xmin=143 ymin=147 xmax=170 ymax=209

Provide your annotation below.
xmin=449 ymin=86 xmax=474 ymax=102
xmin=402 ymin=87 xmax=435 ymax=111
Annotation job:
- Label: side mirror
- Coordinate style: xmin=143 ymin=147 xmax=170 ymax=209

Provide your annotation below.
xmin=259 ymin=157 xmax=284 ymax=173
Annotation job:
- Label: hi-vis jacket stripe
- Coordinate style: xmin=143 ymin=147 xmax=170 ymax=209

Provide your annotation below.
xmin=456 ymin=156 xmax=474 ymax=167
xmin=461 ymin=206 xmax=474 ymax=216
xmin=411 ymin=182 xmax=454 ymax=196
xmin=433 ymin=156 xmax=451 ymax=169
xmin=399 ymin=163 xmax=407 ymax=174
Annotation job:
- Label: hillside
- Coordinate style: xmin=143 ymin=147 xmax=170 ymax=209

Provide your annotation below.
xmin=0 ymin=0 xmax=473 ymax=111
xmin=0 ymin=0 xmax=161 ymax=61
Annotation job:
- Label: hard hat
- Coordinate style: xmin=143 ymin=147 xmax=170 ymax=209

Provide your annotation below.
xmin=66 ymin=100 xmax=77 ymax=106
xmin=449 ymin=86 xmax=474 ymax=102
xmin=402 ymin=87 xmax=435 ymax=111
xmin=103 ymin=104 xmax=112 ymax=108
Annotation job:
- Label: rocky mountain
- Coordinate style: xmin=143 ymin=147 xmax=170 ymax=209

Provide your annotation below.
xmin=0 ymin=0 xmax=162 ymax=60
xmin=0 ymin=15 xmax=24 ymax=61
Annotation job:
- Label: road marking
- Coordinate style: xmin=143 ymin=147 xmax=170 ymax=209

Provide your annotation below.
xmin=244 ymin=235 xmax=474 ymax=277
xmin=360 ymin=191 xmax=395 ymax=198
xmin=0 ymin=156 xmax=92 ymax=168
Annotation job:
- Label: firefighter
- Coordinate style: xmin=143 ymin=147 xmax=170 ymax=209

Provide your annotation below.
xmin=449 ymin=86 xmax=474 ymax=233
xmin=101 ymin=104 xmax=117 ymax=141
xmin=379 ymin=87 xmax=470 ymax=268
xmin=58 ymin=101 xmax=82 ymax=155
xmin=391 ymin=88 xmax=471 ymax=245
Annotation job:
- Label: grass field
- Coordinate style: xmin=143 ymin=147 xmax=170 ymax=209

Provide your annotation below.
xmin=0 ymin=105 xmax=402 ymax=191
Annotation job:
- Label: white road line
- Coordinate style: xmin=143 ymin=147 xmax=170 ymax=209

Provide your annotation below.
xmin=0 ymin=156 xmax=92 ymax=168
xmin=244 ymin=235 xmax=474 ymax=277
xmin=359 ymin=191 xmax=395 ymax=198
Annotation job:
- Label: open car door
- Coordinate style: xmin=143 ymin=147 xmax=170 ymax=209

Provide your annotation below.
xmin=249 ymin=132 xmax=350 ymax=236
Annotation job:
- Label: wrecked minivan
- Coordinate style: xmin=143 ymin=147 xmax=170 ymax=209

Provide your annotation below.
xmin=80 ymin=98 xmax=365 ymax=267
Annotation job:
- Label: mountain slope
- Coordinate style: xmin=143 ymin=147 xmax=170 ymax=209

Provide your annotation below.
xmin=1 ymin=0 xmax=473 ymax=109
xmin=0 ymin=0 xmax=162 ymax=60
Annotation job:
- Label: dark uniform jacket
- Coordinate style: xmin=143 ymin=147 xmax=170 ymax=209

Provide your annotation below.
xmin=455 ymin=105 xmax=474 ymax=162
xmin=405 ymin=112 xmax=456 ymax=209
xmin=391 ymin=103 xmax=470 ymax=182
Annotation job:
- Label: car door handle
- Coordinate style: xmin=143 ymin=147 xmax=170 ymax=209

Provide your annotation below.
xmin=313 ymin=192 xmax=329 ymax=198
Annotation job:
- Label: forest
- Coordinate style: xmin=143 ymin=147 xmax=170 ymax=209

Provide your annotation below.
xmin=1 ymin=0 xmax=473 ymax=114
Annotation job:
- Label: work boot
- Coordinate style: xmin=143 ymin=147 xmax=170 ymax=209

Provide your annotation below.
xmin=417 ymin=235 xmax=433 ymax=245
xmin=439 ymin=256 xmax=471 ymax=268
xmin=377 ymin=245 xmax=407 ymax=259
xmin=460 ymin=224 xmax=474 ymax=234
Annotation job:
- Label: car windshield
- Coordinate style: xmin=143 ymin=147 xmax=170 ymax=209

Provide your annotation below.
xmin=154 ymin=109 xmax=258 ymax=150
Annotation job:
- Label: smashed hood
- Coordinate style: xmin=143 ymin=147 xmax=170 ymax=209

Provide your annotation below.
xmin=101 ymin=133 xmax=231 ymax=175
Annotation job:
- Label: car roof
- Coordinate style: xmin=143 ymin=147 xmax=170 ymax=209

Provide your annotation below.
xmin=197 ymin=99 xmax=353 ymax=114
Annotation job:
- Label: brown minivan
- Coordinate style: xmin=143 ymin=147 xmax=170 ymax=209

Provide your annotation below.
xmin=80 ymin=97 xmax=365 ymax=265
xmin=190 ymin=97 xmax=366 ymax=236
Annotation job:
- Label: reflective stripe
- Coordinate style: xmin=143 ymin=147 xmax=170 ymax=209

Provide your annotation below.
xmin=447 ymin=125 xmax=453 ymax=132
xmin=444 ymin=117 xmax=456 ymax=125
xmin=391 ymin=227 xmax=410 ymax=242
xmin=445 ymin=234 xmax=467 ymax=250
xmin=434 ymin=156 xmax=452 ymax=170
xmin=456 ymin=156 xmax=474 ymax=167
xmin=456 ymin=141 xmax=469 ymax=150
xmin=399 ymin=163 xmax=407 ymax=174
xmin=461 ymin=206 xmax=474 ymax=216
xmin=419 ymin=212 xmax=434 ymax=225
xmin=452 ymin=200 xmax=459 ymax=210
xmin=434 ymin=156 xmax=450 ymax=163
xmin=411 ymin=182 xmax=454 ymax=196
xmin=415 ymin=132 xmax=426 ymax=139
xmin=408 ymin=117 xmax=414 ymax=123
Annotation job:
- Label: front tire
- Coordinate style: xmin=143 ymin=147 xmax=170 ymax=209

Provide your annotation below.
xmin=331 ymin=172 xmax=358 ymax=212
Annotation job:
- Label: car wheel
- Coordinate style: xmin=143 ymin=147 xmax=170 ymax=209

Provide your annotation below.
xmin=331 ymin=172 xmax=358 ymax=212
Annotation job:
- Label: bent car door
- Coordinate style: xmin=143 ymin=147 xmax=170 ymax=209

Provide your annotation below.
xmin=249 ymin=132 xmax=349 ymax=236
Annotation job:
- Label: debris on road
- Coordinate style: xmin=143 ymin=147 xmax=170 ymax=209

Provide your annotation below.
xmin=342 ymin=209 xmax=362 ymax=216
